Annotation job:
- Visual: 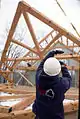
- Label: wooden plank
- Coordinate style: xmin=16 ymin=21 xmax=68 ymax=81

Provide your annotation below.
xmin=0 ymin=106 xmax=9 ymax=113
xmin=5 ymin=54 xmax=80 ymax=61
xmin=0 ymin=113 xmax=11 ymax=119
xmin=15 ymin=65 xmax=79 ymax=71
xmin=10 ymin=95 xmax=35 ymax=111
xmin=6 ymin=57 xmax=40 ymax=61
xmin=65 ymin=94 xmax=78 ymax=100
xmin=64 ymin=100 xmax=79 ymax=113
xmin=0 ymin=94 xmax=34 ymax=100
xmin=0 ymin=87 xmax=36 ymax=94
xmin=11 ymin=110 xmax=35 ymax=119
xmin=55 ymin=54 xmax=80 ymax=60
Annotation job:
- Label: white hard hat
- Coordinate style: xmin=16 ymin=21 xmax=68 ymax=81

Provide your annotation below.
xmin=43 ymin=57 xmax=61 ymax=76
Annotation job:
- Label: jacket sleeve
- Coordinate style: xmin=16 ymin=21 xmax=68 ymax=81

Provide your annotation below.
xmin=60 ymin=66 xmax=72 ymax=93
xmin=36 ymin=51 xmax=55 ymax=76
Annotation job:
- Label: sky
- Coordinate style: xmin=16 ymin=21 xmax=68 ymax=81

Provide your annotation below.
xmin=0 ymin=0 xmax=80 ymax=52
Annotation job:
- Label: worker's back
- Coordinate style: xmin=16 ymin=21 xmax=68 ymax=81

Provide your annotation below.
xmin=36 ymin=72 xmax=65 ymax=119
xmin=32 ymin=50 xmax=72 ymax=119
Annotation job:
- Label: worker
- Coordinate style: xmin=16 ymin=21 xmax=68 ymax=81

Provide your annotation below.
xmin=32 ymin=50 xmax=72 ymax=119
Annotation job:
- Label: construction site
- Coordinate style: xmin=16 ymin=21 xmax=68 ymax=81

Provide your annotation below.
xmin=0 ymin=0 xmax=79 ymax=119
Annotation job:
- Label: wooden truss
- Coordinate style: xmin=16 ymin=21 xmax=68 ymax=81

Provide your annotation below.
xmin=0 ymin=1 xmax=79 ymax=118
xmin=0 ymin=1 xmax=80 ymax=82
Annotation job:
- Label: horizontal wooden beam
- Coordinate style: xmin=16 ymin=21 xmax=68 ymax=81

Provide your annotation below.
xmin=0 ymin=70 xmax=12 ymax=73
xmin=5 ymin=54 xmax=80 ymax=62
xmin=15 ymin=66 xmax=36 ymax=70
xmin=5 ymin=57 xmax=40 ymax=61
xmin=55 ymin=54 xmax=80 ymax=60
xmin=10 ymin=95 xmax=35 ymax=111
xmin=15 ymin=65 xmax=79 ymax=71
xmin=0 ymin=87 xmax=36 ymax=94
xmin=65 ymin=94 xmax=78 ymax=100
xmin=0 ymin=94 xmax=34 ymax=100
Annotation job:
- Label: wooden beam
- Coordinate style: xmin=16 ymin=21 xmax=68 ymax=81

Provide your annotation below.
xmin=0 ymin=106 xmax=9 ymax=113
xmin=0 ymin=94 xmax=34 ymax=100
xmin=5 ymin=54 xmax=80 ymax=61
xmin=0 ymin=110 xmax=35 ymax=119
xmin=21 ymin=1 xmax=80 ymax=46
xmin=0 ymin=3 xmax=22 ymax=69
xmin=6 ymin=57 xmax=40 ymax=61
xmin=15 ymin=65 xmax=79 ymax=71
xmin=0 ymin=70 xmax=12 ymax=73
xmin=23 ymin=12 xmax=43 ymax=58
xmin=64 ymin=100 xmax=79 ymax=113
xmin=65 ymin=94 xmax=78 ymax=100
xmin=10 ymin=95 xmax=35 ymax=111
xmin=12 ymin=39 xmax=38 ymax=55
xmin=0 ymin=88 xmax=35 ymax=94
xmin=55 ymin=54 xmax=80 ymax=60
xmin=15 ymin=66 xmax=36 ymax=70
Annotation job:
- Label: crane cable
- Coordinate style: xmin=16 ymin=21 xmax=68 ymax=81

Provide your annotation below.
xmin=54 ymin=0 xmax=80 ymax=37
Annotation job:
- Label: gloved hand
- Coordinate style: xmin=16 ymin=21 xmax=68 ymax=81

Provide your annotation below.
xmin=59 ymin=61 xmax=65 ymax=65
xmin=48 ymin=50 xmax=56 ymax=56
xmin=48 ymin=49 xmax=64 ymax=56
xmin=54 ymin=49 xmax=64 ymax=55
xmin=59 ymin=61 xmax=66 ymax=67
xmin=45 ymin=49 xmax=64 ymax=60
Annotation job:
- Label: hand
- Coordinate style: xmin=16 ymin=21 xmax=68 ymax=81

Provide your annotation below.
xmin=45 ymin=49 xmax=64 ymax=59
xmin=54 ymin=49 xmax=64 ymax=55
xmin=48 ymin=50 xmax=56 ymax=56
xmin=59 ymin=61 xmax=66 ymax=66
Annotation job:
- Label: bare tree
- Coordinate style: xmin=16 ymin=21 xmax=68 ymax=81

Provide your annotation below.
xmin=1 ymin=23 xmax=26 ymax=83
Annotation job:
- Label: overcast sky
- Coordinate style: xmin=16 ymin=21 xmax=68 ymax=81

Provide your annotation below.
xmin=0 ymin=0 xmax=80 ymax=51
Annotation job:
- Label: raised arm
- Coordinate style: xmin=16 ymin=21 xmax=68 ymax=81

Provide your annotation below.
xmin=60 ymin=61 xmax=72 ymax=93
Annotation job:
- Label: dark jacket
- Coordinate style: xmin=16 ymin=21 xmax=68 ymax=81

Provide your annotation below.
xmin=33 ymin=51 xmax=72 ymax=119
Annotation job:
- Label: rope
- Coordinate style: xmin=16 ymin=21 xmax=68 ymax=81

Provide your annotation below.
xmin=54 ymin=0 xmax=80 ymax=37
